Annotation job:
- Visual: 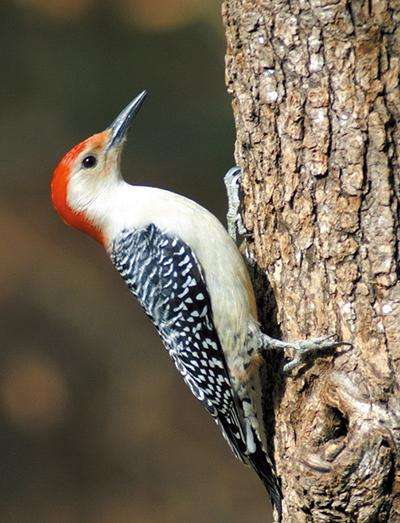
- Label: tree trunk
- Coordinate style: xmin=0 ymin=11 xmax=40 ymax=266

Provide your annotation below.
xmin=222 ymin=1 xmax=400 ymax=521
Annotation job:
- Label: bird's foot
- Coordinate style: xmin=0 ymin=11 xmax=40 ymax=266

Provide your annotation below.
xmin=261 ymin=334 xmax=352 ymax=374
xmin=224 ymin=166 xmax=247 ymax=243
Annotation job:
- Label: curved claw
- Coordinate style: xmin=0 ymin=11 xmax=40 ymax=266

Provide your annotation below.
xmin=283 ymin=335 xmax=352 ymax=374
xmin=224 ymin=166 xmax=242 ymax=185
xmin=224 ymin=166 xmax=246 ymax=242
xmin=260 ymin=333 xmax=352 ymax=375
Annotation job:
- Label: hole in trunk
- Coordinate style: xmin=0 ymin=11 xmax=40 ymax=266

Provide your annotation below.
xmin=322 ymin=406 xmax=349 ymax=442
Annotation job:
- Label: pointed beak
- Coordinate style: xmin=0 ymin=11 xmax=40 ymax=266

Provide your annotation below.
xmin=106 ymin=90 xmax=148 ymax=150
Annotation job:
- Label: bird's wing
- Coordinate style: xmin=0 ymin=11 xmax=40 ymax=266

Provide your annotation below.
xmin=111 ymin=224 xmax=248 ymax=460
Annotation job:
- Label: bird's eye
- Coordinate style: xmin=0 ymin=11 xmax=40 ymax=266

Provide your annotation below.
xmin=82 ymin=155 xmax=97 ymax=169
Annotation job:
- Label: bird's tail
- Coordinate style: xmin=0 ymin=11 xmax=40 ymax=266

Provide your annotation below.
xmin=247 ymin=437 xmax=282 ymax=521
xmin=217 ymin=411 xmax=282 ymax=519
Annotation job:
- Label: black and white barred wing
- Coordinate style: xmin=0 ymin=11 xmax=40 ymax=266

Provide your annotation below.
xmin=111 ymin=224 xmax=247 ymax=458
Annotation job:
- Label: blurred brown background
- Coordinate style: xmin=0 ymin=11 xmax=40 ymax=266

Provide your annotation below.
xmin=1 ymin=1 xmax=270 ymax=521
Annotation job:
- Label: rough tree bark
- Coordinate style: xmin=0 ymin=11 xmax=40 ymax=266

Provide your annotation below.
xmin=222 ymin=1 xmax=400 ymax=521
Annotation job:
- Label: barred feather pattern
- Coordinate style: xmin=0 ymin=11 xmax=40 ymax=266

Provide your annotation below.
xmin=111 ymin=225 xmax=282 ymax=516
xmin=111 ymin=225 xmax=248 ymax=457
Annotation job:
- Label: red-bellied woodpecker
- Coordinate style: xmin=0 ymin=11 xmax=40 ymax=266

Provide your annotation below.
xmin=51 ymin=91 xmax=349 ymax=517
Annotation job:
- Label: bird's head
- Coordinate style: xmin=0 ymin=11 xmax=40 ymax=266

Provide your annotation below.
xmin=51 ymin=91 xmax=148 ymax=244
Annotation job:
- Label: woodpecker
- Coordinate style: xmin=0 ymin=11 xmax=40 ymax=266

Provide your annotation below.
xmin=51 ymin=91 xmax=348 ymax=517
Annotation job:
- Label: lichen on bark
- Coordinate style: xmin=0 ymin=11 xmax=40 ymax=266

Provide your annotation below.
xmin=222 ymin=0 xmax=400 ymax=521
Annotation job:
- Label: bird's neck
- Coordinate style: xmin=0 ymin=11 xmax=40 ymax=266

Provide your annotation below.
xmin=84 ymin=181 xmax=166 ymax=250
